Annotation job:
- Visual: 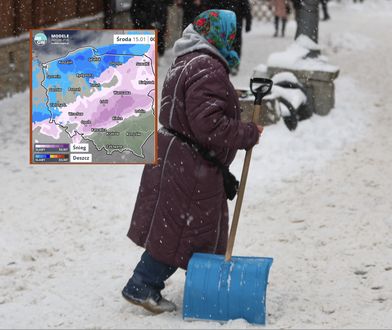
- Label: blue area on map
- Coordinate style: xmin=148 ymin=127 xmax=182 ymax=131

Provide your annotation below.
xmin=32 ymin=59 xmax=61 ymax=123
xmin=33 ymin=102 xmax=61 ymax=123
xmin=33 ymin=39 xmax=151 ymax=123
xmin=32 ymin=60 xmax=41 ymax=89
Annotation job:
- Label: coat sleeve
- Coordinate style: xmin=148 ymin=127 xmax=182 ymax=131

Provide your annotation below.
xmin=184 ymin=64 xmax=259 ymax=151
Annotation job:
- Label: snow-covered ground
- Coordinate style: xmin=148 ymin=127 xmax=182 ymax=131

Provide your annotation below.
xmin=1 ymin=1 xmax=392 ymax=328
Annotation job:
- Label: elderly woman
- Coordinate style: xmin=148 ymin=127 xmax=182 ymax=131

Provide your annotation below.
xmin=122 ymin=10 xmax=263 ymax=314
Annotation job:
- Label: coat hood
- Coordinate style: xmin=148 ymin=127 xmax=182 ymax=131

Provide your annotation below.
xmin=173 ymin=24 xmax=230 ymax=69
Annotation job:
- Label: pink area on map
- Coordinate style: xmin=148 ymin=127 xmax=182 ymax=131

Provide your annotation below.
xmin=33 ymin=119 xmax=62 ymax=140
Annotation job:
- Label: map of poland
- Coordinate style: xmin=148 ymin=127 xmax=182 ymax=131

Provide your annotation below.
xmin=31 ymin=30 xmax=157 ymax=164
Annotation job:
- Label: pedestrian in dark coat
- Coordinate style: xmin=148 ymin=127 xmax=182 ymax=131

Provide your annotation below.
xmin=122 ymin=9 xmax=262 ymax=314
xmin=204 ymin=0 xmax=252 ymax=59
xmin=130 ymin=0 xmax=173 ymax=56
xmin=320 ymin=0 xmax=330 ymax=21
xmin=103 ymin=0 xmax=115 ymax=29
xmin=155 ymin=0 xmax=174 ymax=56
xmin=179 ymin=0 xmax=204 ymax=30
xmin=130 ymin=0 xmax=153 ymax=29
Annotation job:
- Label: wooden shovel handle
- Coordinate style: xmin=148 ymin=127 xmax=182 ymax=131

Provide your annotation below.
xmin=225 ymin=103 xmax=262 ymax=262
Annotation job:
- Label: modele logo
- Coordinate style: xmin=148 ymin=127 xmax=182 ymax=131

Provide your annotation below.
xmin=34 ymin=32 xmax=48 ymax=46
xmin=50 ymin=33 xmax=70 ymax=45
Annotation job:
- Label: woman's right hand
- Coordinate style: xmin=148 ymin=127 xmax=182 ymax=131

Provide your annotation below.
xmin=256 ymin=125 xmax=264 ymax=144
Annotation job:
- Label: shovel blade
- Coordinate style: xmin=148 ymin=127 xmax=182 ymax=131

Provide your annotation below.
xmin=183 ymin=253 xmax=273 ymax=325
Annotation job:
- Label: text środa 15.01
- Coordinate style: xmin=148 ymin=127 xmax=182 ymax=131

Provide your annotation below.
xmin=114 ymin=34 xmax=155 ymax=44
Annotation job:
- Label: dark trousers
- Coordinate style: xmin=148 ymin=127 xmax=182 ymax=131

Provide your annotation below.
xmin=274 ymin=16 xmax=287 ymax=37
xmin=157 ymin=7 xmax=169 ymax=57
xmin=103 ymin=0 xmax=115 ymax=29
xmin=124 ymin=251 xmax=177 ymax=300
xmin=320 ymin=0 xmax=330 ymax=20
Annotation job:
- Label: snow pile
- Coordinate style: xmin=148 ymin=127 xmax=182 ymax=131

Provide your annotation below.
xmin=252 ymin=63 xmax=268 ymax=79
xmin=271 ymin=72 xmax=298 ymax=85
xmin=230 ymin=75 xmax=369 ymax=191
xmin=266 ymin=86 xmax=306 ymax=114
xmin=267 ymin=35 xmax=339 ymax=73
xmin=343 ymin=0 xmax=392 ymax=12
xmin=295 ymin=35 xmax=322 ymax=52
xmin=325 ymin=32 xmax=375 ymax=54
xmin=264 ymin=72 xmax=307 ymax=113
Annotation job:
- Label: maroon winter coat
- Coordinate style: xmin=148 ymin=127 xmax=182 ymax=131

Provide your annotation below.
xmin=128 ymin=49 xmax=259 ymax=269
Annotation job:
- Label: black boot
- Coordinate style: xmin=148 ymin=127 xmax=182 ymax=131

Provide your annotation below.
xmin=122 ymin=278 xmax=176 ymax=314
xmin=122 ymin=251 xmax=177 ymax=314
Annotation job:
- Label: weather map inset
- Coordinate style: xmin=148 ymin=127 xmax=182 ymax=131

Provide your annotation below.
xmin=30 ymin=29 xmax=157 ymax=164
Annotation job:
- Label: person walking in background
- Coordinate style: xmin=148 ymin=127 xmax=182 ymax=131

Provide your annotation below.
xmin=291 ymin=0 xmax=300 ymax=29
xmin=103 ymin=0 xmax=115 ymax=29
xmin=205 ymin=0 xmax=252 ymax=59
xmin=155 ymin=0 xmax=174 ymax=56
xmin=177 ymin=0 xmax=204 ymax=30
xmin=130 ymin=0 xmax=173 ymax=56
xmin=320 ymin=0 xmax=330 ymax=21
xmin=122 ymin=9 xmax=262 ymax=314
xmin=130 ymin=0 xmax=153 ymax=29
xmin=270 ymin=0 xmax=289 ymax=37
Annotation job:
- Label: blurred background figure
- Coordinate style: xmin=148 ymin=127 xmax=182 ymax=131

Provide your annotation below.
xmin=103 ymin=0 xmax=115 ymax=29
xmin=206 ymin=0 xmax=252 ymax=59
xmin=353 ymin=0 xmax=364 ymax=2
xmin=270 ymin=0 xmax=289 ymax=37
xmin=177 ymin=0 xmax=204 ymax=30
xmin=130 ymin=0 xmax=153 ymax=29
xmin=155 ymin=0 xmax=174 ymax=56
xmin=291 ymin=0 xmax=301 ymax=31
xmin=130 ymin=0 xmax=173 ymax=56
xmin=320 ymin=0 xmax=330 ymax=21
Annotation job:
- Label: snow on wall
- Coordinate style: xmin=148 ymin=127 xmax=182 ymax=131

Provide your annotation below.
xmin=267 ymin=35 xmax=339 ymax=73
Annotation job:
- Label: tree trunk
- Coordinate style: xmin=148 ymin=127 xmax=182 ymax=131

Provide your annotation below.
xmin=295 ymin=0 xmax=320 ymax=43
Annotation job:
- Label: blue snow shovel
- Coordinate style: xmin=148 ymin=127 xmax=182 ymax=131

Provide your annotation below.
xmin=183 ymin=78 xmax=274 ymax=325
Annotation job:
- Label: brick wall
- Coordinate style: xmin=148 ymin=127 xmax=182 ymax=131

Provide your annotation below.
xmin=0 ymin=0 xmax=104 ymax=38
xmin=0 ymin=0 xmax=14 ymax=39
xmin=0 ymin=10 xmax=122 ymax=100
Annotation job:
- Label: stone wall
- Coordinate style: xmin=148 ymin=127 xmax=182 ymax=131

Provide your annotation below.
xmin=268 ymin=66 xmax=339 ymax=116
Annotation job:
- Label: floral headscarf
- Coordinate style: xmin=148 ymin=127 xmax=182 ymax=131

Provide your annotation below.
xmin=193 ymin=10 xmax=240 ymax=70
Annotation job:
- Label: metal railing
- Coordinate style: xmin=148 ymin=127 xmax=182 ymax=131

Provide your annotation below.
xmin=251 ymin=0 xmax=275 ymax=21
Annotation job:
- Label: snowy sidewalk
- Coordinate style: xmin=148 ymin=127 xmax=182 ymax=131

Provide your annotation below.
xmin=1 ymin=1 xmax=392 ymax=328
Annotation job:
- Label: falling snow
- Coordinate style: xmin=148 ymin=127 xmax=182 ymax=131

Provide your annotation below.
xmin=1 ymin=1 xmax=392 ymax=329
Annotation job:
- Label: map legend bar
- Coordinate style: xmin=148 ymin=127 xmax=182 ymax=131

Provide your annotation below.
xmin=34 ymin=153 xmax=70 ymax=163
xmin=34 ymin=143 xmax=70 ymax=152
